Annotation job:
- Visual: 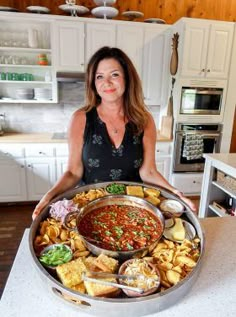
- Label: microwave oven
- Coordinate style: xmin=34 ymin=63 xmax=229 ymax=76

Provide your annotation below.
xmin=180 ymin=87 xmax=223 ymax=115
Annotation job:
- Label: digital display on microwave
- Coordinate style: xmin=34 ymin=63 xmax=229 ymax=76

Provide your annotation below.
xmin=180 ymin=87 xmax=223 ymax=114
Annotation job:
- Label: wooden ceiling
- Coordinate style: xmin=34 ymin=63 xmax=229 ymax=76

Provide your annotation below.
xmin=0 ymin=0 xmax=235 ymax=24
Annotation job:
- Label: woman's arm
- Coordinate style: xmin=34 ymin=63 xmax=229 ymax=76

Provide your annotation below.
xmin=139 ymin=113 xmax=197 ymax=211
xmin=32 ymin=110 xmax=86 ymax=219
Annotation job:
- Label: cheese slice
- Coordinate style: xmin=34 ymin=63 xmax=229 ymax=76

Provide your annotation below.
xmin=169 ymin=218 xmax=185 ymax=241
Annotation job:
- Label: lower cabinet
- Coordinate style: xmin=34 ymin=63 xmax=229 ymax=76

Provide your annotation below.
xmin=0 ymin=158 xmax=27 ymax=202
xmin=156 ymin=157 xmax=171 ymax=181
xmin=25 ymin=157 xmax=56 ymax=201
xmin=170 ymin=173 xmax=203 ymax=195
xmin=0 ymin=143 xmax=67 ymax=203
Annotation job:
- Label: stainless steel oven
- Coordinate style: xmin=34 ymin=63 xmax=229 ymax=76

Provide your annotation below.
xmin=173 ymin=123 xmax=222 ymax=173
xmin=180 ymin=87 xmax=223 ymax=115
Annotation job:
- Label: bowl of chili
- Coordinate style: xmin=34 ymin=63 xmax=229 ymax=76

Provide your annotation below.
xmin=73 ymin=195 xmax=165 ymax=260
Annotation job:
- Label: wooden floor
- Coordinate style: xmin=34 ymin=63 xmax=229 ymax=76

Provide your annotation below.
xmin=0 ymin=203 xmax=35 ymax=298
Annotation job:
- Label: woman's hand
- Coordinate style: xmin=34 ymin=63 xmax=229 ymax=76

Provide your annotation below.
xmin=173 ymin=189 xmax=197 ymax=212
xmin=32 ymin=194 xmax=51 ymax=220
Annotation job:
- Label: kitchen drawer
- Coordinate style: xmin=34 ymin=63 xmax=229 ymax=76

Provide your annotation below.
xmin=171 ymin=173 xmax=203 ymax=195
xmin=0 ymin=144 xmax=25 ymax=159
xmin=156 ymin=142 xmax=172 ymax=156
xmin=24 ymin=144 xmax=54 ymax=157
xmin=54 ymin=144 xmax=69 ymax=157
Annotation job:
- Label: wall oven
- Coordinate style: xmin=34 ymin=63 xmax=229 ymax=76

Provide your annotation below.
xmin=173 ymin=123 xmax=222 ymax=173
xmin=180 ymin=87 xmax=223 ymax=115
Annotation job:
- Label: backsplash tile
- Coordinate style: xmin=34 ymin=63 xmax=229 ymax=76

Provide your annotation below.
xmin=0 ymin=82 xmax=160 ymax=133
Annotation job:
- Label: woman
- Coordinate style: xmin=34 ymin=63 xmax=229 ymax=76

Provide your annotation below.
xmin=32 ymin=46 xmax=196 ymax=219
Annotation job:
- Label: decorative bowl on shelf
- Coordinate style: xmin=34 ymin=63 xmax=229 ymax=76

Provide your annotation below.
xmin=59 ymin=4 xmax=89 ymax=16
xmin=122 ymin=11 xmax=144 ymax=21
xmin=93 ymin=0 xmax=117 ymax=6
xmin=26 ymin=6 xmax=50 ymax=14
xmin=144 ymin=18 xmax=166 ymax=24
xmin=91 ymin=6 xmax=119 ymax=19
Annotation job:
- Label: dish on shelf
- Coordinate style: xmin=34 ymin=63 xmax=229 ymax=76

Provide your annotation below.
xmin=58 ymin=4 xmax=89 ymax=15
xmin=34 ymin=88 xmax=52 ymax=100
xmin=144 ymin=18 xmax=166 ymax=24
xmin=26 ymin=6 xmax=50 ymax=14
xmin=122 ymin=11 xmax=144 ymax=20
xmin=0 ymin=6 xmax=19 ymax=12
xmin=93 ymin=0 xmax=117 ymax=5
xmin=91 ymin=6 xmax=119 ymax=19
xmin=163 ymin=219 xmax=196 ymax=243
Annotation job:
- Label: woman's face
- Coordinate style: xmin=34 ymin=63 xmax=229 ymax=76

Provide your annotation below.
xmin=94 ymin=58 xmax=126 ymax=103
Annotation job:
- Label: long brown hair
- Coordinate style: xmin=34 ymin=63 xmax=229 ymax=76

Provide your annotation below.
xmin=82 ymin=46 xmax=149 ymax=134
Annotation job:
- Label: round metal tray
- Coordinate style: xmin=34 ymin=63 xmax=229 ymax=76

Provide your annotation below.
xmin=29 ymin=182 xmax=205 ymax=317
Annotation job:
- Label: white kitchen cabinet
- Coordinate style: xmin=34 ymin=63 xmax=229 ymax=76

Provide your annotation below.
xmin=56 ymin=157 xmax=68 ymax=181
xmin=0 ymin=14 xmax=57 ymax=103
xmin=170 ymin=173 xmax=203 ymax=195
xmin=55 ymin=144 xmax=69 ymax=181
xmin=0 ymin=144 xmax=27 ymax=202
xmin=53 ymin=21 xmax=85 ymax=72
xmin=0 ymin=158 xmax=27 ymax=202
xmin=142 ymin=26 xmax=170 ymax=105
xmin=116 ymin=24 xmax=144 ymax=77
xmin=25 ymin=157 xmax=56 ymax=201
xmin=176 ymin=18 xmax=234 ymax=79
xmin=155 ymin=142 xmax=172 ymax=181
xmin=85 ymin=22 xmax=116 ymax=64
xmin=199 ymin=153 xmax=236 ymax=218
xmin=156 ymin=157 xmax=171 ymax=181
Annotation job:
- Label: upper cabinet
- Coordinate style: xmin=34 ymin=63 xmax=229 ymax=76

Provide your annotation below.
xmin=53 ymin=21 xmax=85 ymax=72
xmin=0 ymin=14 xmax=57 ymax=103
xmin=85 ymin=22 xmax=116 ymax=64
xmin=142 ymin=26 xmax=170 ymax=106
xmin=116 ymin=24 xmax=144 ymax=77
xmin=175 ymin=18 xmax=235 ymax=79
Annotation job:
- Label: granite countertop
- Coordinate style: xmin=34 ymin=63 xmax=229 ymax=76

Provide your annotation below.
xmin=1 ymin=217 xmax=236 ymax=317
xmin=0 ymin=131 xmax=172 ymax=143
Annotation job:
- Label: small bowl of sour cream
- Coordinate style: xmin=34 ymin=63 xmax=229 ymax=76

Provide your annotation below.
xmin=159 ymin=199 xmax=184 ymax=217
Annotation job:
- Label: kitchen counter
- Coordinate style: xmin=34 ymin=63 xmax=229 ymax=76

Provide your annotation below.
xmin=199 ymin=153 xmax=236 ymax=217
xmin=0 ymin=132 xmax=67 ymax=143
xmin=0 ymin=131 xmax=172 ymax=143
xmin=1 ymin=217 xmax=236 ymax=317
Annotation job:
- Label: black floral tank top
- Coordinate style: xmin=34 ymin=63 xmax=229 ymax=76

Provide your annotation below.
xmin=82 ymin=108 xmax=144 ymax=184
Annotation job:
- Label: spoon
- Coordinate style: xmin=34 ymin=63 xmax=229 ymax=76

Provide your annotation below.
xmin=82 ymin=273 xmax=145 ymax=294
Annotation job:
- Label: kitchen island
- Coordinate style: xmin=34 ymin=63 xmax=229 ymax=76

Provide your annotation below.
xmin=1 ymin=217 xmax=236 ymax=317
xmin=199 ymin=153 xmax=236 ymax=218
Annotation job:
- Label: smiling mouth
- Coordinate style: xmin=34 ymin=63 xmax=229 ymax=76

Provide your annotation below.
xmin=104 ymin=89 xmax=116 ymax=93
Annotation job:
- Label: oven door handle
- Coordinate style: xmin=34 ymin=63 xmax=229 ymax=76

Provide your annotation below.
xmin=176 ymin=132 xmax=220 ymax=138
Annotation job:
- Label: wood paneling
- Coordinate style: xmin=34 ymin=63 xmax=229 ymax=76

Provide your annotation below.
xmin=1 ymin=0 xmax=236 ymax=23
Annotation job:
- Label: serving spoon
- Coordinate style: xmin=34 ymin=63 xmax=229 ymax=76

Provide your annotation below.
xmin=82 ymin=273 xmax=145 ymax=294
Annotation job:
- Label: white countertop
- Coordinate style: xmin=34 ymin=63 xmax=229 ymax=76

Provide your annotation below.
xmin=1 ymin=217 xmax=236 ymax=317
xmin=204 ymin=153 xmax=236 ymax=177
xmin=0 ymin=131 xmax=172 ymax=143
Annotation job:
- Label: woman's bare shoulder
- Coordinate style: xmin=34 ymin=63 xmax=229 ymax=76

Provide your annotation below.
xmin=69 ymin=109 xmax=87 ymax=135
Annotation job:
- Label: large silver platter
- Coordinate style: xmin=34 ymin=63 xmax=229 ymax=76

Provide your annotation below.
xmin=29 ymin=181 xmax=205 ymax=317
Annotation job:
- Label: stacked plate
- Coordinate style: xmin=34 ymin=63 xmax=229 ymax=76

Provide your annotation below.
xmin=34 ymin=88 xmax=52 ymax=100
xmin=15 ymin=88 xmax=34 ymax=100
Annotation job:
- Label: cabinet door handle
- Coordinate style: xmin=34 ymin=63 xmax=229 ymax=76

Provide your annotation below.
xmin=201 ymin=68 xmax=205 ymax=72
xmin=39 ymin=151 xmax=45 ymax=155
xmin=28 ymin=164 xmax=32 ymax=168
xmin=207 ymin=69 xmax=210 ymax=72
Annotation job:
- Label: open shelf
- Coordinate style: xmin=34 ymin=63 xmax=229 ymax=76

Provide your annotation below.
xmin=212 ymin=181 xmax=236 ymax=199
